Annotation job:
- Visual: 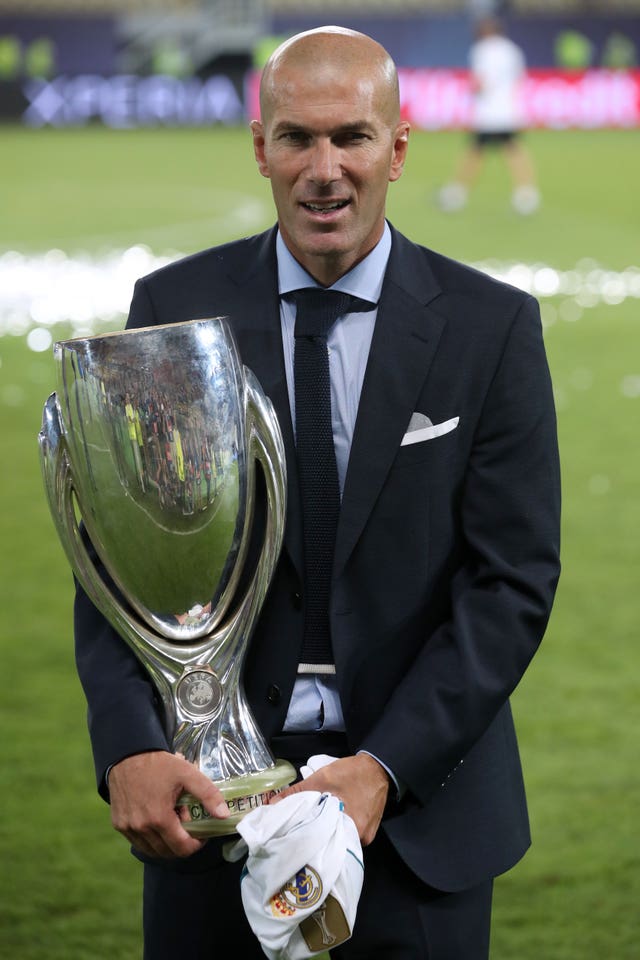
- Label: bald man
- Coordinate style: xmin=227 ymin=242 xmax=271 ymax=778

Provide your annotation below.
xmin=74 ymin=26 xmax=560 ymax=959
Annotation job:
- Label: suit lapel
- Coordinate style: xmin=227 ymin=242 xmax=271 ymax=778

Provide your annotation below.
xmin=223 ymin=228 xmax=448 ymax=582
xmin=334 ymin=230 xmax=447 ymax=578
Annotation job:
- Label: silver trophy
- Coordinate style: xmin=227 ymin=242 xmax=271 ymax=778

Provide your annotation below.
xmin=39 ymin=318 xmax=295 ymax=836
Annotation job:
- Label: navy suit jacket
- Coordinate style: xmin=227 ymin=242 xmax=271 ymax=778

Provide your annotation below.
xmin=74 ymin=223 xmax=561 ymax=892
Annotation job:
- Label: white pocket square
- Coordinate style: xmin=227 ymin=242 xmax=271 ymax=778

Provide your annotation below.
xmin=401 ymin=413 xmax=460 ymax=446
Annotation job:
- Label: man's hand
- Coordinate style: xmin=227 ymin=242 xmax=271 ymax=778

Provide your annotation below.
xmin=108 ymin=751 xmax=230 ymax=859
xmin=268 ymin=753 xmax=390 ymax=846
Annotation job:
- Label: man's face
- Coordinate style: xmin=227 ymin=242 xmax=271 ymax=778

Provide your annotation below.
xmin=251 ymin=62 xmax=409 ymax=285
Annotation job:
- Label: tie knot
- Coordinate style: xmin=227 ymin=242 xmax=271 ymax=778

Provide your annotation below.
xmin=291 ymin=288 xmax=369 ymax=339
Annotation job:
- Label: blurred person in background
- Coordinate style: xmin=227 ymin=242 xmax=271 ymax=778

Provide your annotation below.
xmin=74 ymin=25 xmax=561 ymax=960
xmin=438 ymin=16 xmax=541 ymax=215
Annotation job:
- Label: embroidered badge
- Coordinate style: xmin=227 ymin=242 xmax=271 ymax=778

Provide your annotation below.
xmin=270 ymin=866 xmax=323 ymax=917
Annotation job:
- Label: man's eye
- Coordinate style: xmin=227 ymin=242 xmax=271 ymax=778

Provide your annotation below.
xmin=281 ymin=131 xmax=307 ymax=144
xmin=337 ymin=132 xmax=368 ymax=145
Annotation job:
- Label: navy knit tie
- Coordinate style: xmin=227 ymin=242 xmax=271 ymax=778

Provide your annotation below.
xmin=292 ymin=288 xmax=356 ymax=668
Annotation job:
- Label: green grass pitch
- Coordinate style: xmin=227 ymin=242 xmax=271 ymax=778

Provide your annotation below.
xmin=1 ymin=124 xmax=639 ymax=958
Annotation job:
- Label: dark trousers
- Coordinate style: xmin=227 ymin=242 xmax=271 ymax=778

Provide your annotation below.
xmin=141 ymin=733 xmax=493 ymax=959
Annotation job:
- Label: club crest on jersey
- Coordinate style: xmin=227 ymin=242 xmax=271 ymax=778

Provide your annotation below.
xmin=270 ymin=866 xmax=323 ymax=917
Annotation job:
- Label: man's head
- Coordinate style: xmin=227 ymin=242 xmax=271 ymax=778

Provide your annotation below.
xmin=251 ymin=26 xmax=410 ymax=286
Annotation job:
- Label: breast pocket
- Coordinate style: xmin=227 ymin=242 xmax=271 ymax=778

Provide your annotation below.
xmin=394 ymin=427 xmax=460 ymax=468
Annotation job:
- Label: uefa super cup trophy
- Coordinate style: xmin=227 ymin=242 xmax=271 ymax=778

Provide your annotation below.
xmin=38 ymin=317 xmax=296 ymax=836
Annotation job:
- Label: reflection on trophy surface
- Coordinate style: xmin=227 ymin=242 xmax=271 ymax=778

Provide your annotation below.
xmin=39 ymin=317 xmax=295 ymax=835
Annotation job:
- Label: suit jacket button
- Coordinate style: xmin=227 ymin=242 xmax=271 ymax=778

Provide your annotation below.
xmin=292 ymin=591 xmax=302 ymax=610
xmin=267 ymin=684 xmax=281 ymax=704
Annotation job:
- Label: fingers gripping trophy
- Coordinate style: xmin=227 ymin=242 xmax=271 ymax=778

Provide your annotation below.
xmin=38 ymin=318 xmax=296 ymax=836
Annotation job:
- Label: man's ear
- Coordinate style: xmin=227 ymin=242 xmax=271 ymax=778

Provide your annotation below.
xmin=389 ymin=122 xmax=410 ymax=183
xmin=250 ymin=120 xmax=270 ymax=178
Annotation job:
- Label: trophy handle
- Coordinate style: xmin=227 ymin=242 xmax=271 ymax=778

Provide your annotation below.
xmin=243 ymin=366 xmax=287 ymax=626
xmin=39 ymin=394 xmax=184 ymax=712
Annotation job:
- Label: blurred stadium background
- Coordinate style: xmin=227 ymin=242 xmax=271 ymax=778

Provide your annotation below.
xmin=1 ymin=1 xmax=639 ymax=958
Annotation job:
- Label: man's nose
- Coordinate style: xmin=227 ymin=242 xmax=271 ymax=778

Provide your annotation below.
xmin=308 ymin=139 xmax=340 ymax=184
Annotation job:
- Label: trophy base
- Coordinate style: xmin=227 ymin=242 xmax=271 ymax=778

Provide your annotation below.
xmin=177 ymin=758 xmax=297 ymax=837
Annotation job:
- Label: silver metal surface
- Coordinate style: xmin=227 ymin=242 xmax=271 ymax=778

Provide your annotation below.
xmin=39 ymin=317 xmax=295 ymax=834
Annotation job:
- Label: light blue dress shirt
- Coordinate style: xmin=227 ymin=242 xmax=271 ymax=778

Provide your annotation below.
xmin=277 ymin=224 xmax=391 ymax=734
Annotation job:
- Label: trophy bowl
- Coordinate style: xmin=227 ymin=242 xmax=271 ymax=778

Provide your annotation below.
xmin=38 ymin=317 xmax=296 ymax=835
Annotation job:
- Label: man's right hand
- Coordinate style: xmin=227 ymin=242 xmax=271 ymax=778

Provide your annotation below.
xmin=108 ymin=751 xmax=230 ymax=859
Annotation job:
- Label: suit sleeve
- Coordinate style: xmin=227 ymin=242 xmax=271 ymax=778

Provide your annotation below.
xmin=361 ymin=294 xmax=561 ymax=804
xmin=124 ymin=277 xmax=157 ymax=331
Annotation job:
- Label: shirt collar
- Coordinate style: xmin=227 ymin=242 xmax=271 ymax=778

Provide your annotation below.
xmin=277 ymin=222 xmax=391 ymax=306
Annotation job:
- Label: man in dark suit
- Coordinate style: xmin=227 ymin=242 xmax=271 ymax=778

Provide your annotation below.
xmin=74 ymin=25 xmax=560 ymax=959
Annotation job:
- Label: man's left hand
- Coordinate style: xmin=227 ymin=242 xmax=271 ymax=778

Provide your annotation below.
xmin=268 ymin=753 xmax=389 ymax=846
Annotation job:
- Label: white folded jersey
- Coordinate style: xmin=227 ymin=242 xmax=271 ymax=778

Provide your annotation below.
xmin=233 ymin=787 xmax=364 ymax=959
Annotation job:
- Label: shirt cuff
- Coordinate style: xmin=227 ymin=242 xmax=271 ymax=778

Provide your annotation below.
xmin=357 ymin=749 xmax=404 ymax=802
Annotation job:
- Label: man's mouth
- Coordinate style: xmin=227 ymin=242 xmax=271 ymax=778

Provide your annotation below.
xmin=301 ymin=200 xmax=350 ymax=214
